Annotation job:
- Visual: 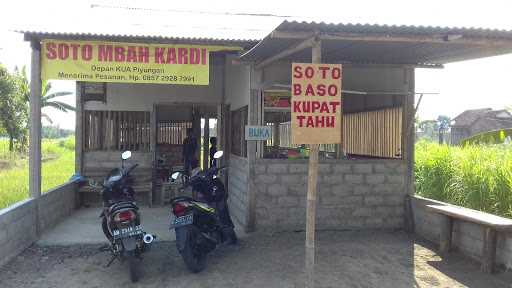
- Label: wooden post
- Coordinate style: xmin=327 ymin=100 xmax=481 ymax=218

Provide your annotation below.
xmin=216 ymin=104 xmax=230 ymax=190
xmin=404 ymin=68 xmax=416 ymax=232
xmin=306 ymin=39 xmax=321 ymax=288
xmin=247 ymin=89 xmax=259 ymax=232
xmin=405 ymin=70 xmax=415 ymax=194
xmin=217 ymin=104 xmax=224 ymax=161
xmin=150 ymin=104 xmax=157 ymax=207
xmin=75 ymin=82 xmax=83 ymax=175
xmin=29 ymin=40 xmax=42 ymax=200
xmin=203 ymin=116 xmax=210 ymax=169
xmin=273 ymin=121 xmax=280 ymax=147
xmin=29 ymin=40 xmax=42 ymax=236
xmin=482 ymin=227 xmax=497 ymax=273
xmin=223 ymin=104 xmax=231 ymax=192
xmin=192 ymin=107 xmax=201 ymax=165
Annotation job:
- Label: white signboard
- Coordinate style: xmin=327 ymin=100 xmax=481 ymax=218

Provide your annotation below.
xmin=245 ymin=126 xmax=272 ymax=141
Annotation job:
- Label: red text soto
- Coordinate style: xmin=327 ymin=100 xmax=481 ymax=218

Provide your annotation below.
xmin=44 ymin=42 xmax=207 ymax=65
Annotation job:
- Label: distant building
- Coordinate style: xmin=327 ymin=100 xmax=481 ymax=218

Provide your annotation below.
xmin=451 ymin=108 xmax=512 ymax=145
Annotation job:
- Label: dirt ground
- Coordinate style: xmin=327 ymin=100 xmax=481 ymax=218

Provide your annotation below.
xmin=1 ymin=230 xmax=511 ymax=288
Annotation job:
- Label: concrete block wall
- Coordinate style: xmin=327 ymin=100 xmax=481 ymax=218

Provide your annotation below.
xmin=0 ymin=200 xmax=37 ymax=267
xmin=411 ymin=195 xmax=512 ymax=269
xmin=228 ymin=154 xmax=249 ymax=228
xmin=0 ymin=181 xmax=78 ymax=267
xmin=37 ymin=182 xmax=78 ymax=232
xmin=253 ymin=159 xmax=407 ymax=231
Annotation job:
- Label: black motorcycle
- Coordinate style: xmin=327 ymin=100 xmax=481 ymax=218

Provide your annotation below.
xmin=89 ymin=151 xmax=155 ymax=282
xmin=169 ymin=150 xmax=237 ymax=273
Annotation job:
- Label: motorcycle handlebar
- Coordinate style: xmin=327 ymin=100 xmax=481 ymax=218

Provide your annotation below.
xmin=177 ymin=165 xmax=228 ymax=189
xmin=125 ymin=163 xmax=139 ymax=175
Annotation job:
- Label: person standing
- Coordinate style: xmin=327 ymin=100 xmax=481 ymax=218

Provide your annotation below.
xmin=209 ymin=137 xmax=217 ymax=168
xmin=182 ymin=128 xmax=198 ymax=175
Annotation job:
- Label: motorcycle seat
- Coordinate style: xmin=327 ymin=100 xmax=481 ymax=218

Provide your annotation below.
xmin=109 ymin=201 xmax=138 ymax=214
xmin=170 ymin=196 xmax=194 ymax=204
xmin=191 ymin=201 xmax=216 ymax=214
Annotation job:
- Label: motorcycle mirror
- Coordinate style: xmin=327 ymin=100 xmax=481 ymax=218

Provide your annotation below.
xmin=213 ymin=150 xmax=224 ymax=159
xmin=121 ymin=151 xmax=132 ymax=160
xmin=171 ymin=172 xmax=181 ymax=180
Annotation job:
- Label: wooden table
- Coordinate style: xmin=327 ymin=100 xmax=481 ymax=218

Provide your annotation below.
xmin=426 ymin=204 xmax=512 ymax=273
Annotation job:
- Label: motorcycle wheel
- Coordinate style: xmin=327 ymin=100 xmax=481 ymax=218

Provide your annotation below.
xmin=222 ymin=227 xmax=238 ymax=245
xmin=180 ymin=226 xmax=207 ymax=273
xmin=128 ymin=254 xmax=140 ymax=283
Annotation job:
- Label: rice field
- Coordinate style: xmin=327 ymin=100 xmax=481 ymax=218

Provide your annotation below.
xmin=415 ymin=140 xmax=512 ymax=218
xmin=0 ymin=137 xmax=75 ymax=209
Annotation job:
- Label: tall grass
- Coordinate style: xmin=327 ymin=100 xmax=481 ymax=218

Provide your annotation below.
xmin=0 ymin=139 xmax=25 ymax=169
xmin=415 ymin=140 xmax=512 ymax=218
xmin=0 ymin=137 xmax=75 ymax=209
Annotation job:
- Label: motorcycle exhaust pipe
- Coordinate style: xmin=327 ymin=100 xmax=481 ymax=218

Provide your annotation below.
xmin=143 ymin=233 xmax=154 ymax=244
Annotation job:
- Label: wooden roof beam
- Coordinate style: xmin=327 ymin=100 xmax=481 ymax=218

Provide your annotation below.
xmin=254 ymin=35 xmax=319 ymax=70
xmin=270 ymin=30 xmax=512 ymax=46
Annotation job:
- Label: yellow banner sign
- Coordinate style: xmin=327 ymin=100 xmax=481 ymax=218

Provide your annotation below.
xmin=291 ymin=63 xmax=343 ymax=144
xmin=41 ymin=39 xmax=240 ymax=85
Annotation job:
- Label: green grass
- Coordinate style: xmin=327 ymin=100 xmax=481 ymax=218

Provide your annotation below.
xmin=0 ymin=140 xmax=25 ymax=170
xmin=415 ymin=140 xmax=512 ymax=218
xmin=0 ymin=137 xmax=75 ymax=209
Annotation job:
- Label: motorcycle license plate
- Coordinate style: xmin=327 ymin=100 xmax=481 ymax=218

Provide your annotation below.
xmin=112 ymin=225 xmax=143 ymax=239
xmin=170 ymin=214 xmax=193 ymax=229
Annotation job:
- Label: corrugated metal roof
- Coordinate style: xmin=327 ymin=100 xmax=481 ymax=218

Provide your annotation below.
xmin=452 ymin=108 xmax=493 ymax=127
xmin=18 ymin=13 xmax=512 ymax=63
xmin=453 ymin=109 xmax=512 ymax=132
xmin=241 ymin=20 xmax=512 ymax=65
xmin=17 ymin=8 xmax=284 ymax=49
xmin=20 ymin=29 xmax=259 ymax=49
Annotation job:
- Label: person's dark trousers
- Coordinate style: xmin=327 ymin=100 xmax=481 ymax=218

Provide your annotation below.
xmin=184 ymin=158 xmax=192 ymax=175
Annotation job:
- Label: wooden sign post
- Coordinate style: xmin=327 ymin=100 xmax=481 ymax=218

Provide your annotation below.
xmin=291 ymin=41 xmax=343 ymax=288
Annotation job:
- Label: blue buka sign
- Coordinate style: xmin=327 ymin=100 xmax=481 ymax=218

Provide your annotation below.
xmin=245 ymin=126 xmax=272 ymax=141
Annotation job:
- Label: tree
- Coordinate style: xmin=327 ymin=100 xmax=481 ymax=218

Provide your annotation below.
xmin=437 ymin=115 xmax=451 ymax=144
xmin=42 ymin=125 xmax=74 ymax=139
xmin=0 ymin=66 xmax=16 ymax=136
xmin=418 ymin=120 xmax=438 ymax=141
xmin=41 ymin=81 xmax=75 ymax=124
xmin=0 ymin=65 xmax=28 ymax=152
xmin=13 ymin=67 xmax=30 ymax=150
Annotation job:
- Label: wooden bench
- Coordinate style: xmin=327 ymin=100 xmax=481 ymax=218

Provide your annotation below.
xmin=426 ymin=204 xmax=512 ymax=273
xmin=79 ymin=168 xmax=153 ymax=207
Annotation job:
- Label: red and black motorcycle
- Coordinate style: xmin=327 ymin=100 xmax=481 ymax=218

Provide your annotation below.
xmin=89 ymin=151 xmax=155 ymax=282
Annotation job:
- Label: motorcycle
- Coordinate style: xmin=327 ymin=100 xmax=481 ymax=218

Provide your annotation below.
xmin=88 ymin=150 xmax=155 ymax=282
xmin=169 ymin=150 xmax=237 ymax=273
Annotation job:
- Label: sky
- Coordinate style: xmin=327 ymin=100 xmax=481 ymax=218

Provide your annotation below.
xmin=0 ymin=0 xmax=511 ymax=130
